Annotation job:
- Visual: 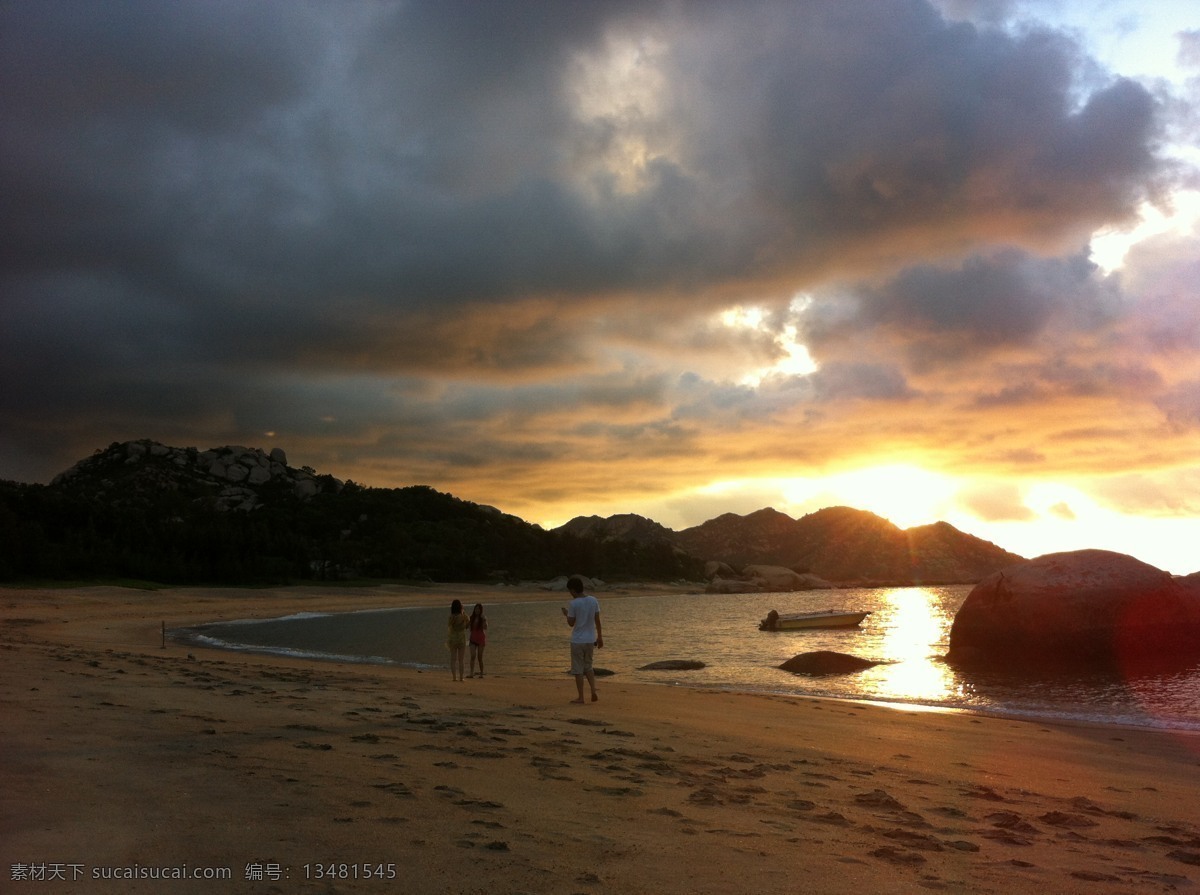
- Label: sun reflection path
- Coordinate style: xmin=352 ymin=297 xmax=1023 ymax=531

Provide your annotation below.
xmin=872 ymin=588 xmax=958 ymax=703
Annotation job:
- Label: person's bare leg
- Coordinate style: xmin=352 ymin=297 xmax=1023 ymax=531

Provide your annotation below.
xmin=571 ymin=674 xmax=586 ymax=703
xmin=586 ymin=669 xmax=598 ymax=701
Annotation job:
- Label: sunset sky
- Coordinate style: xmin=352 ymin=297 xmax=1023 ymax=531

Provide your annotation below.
xmin=2 ymin=1 xmax=1198 ymax=573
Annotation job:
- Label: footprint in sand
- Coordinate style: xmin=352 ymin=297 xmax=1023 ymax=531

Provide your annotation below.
xmin=932 ymin=806 xmax=970 ymax=819
xmin=854 ymin=789 xmax=923 ymax=825
xmin=1039 ymin=810 xmax=1099 ymax=829
xmin=455 ymin=798 xmax=504 ymax=810
xmin=985 ymin=810 xmax=1040 ymax=836
xmin=1070 ymin=869 xmax=1121 ymax=882
xmin=880 ymin=828 xmax=944 ymax=852
xmin=583 ymin=784 xmax=643 ymax=797
xmin=530 ymin=756 xmax=572 ymax=780
xmin=1069 ymin=795 xmax=1137 ymax=820
xmin=648 ymin=807 xmax=685 ymax=818
xmin=687 ymin=788 xmax=724 ymax=806
xmin=961 ymin=784 xmax=1006 ymax=802
xmin=371 ymin=782 xmax=414 ymax=799
xmin=945 ymin=840 xmax=980 ymax=852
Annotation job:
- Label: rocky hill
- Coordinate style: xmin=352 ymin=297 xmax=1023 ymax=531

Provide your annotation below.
xmin=3 ymin=439 xmax=1020 ymax=587
xmin=554 ymin=513 xmax=678 ymax=545
xmin=672 ymin=507 xmax=805 ymax=566
xmin=50 ymin=441 xmax=347 ymax=511
xmin=1 ymin=441 xmax=543 ymax=584
xmin=0 ymin=439 xmax=703 ymax=585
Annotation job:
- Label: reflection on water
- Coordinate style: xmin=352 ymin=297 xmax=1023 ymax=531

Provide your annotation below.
xmin=1128 ymin=667 xmax=1200 ymax=728
xmin=181 ymin=584 xmax=1200 ymax=731
xmin=871 ymin=587 xmax=957 ymax=703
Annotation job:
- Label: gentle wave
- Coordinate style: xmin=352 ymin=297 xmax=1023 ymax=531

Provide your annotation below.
xmin=175 ymin=631 xmax=415 ymax=668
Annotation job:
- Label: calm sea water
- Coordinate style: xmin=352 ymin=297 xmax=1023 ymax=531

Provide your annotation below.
xmin=177 ymin=585 xmax=1200 ymax=732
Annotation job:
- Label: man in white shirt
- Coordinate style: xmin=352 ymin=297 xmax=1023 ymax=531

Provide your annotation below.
xmin=561 ymin=575 xmax=604 ymax=703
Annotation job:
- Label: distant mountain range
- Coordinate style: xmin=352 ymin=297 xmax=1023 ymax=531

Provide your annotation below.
xmin=557 ymin=505 xmax=1023 ymax=586
xmin=0 ymin=439 xmax=1023 ymax=586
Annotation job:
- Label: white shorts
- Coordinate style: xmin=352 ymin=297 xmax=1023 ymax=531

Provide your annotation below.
xmin=570 ymin=642 xmax=595 ymax=675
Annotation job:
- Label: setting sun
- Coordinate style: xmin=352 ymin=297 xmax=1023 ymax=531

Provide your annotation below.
xmin=781 ymin=465 xmax=958 ymax=530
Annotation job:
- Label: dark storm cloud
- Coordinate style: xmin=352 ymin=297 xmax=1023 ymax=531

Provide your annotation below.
xmin=804 ymin=362 xmax=919 ymax=403
xmin=670 ymin=4 xmax=1164 ymax=264
xmin=3 ymin=1 xmax=1167 ymax=304
xmin=800 ymin=249 xmax=1124 ymax=363
xmin=0 ymin=1 xmax=318 ymax=274
xmin=971 ymin=358 xmax=1164 ymax=408
xmin=0 ymin=1 xmax=313 ymax=126
xmin=0 ymin=0 xmax=1184 ymax=484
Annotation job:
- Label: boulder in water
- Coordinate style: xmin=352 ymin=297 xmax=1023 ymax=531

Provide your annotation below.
xmin=947 ymin=549 xmax=1200 ymax=671
xmin=779 ymin=651 xmax=880 ymax=676
xmin=637 ymin=660 xmax=706 ymax=671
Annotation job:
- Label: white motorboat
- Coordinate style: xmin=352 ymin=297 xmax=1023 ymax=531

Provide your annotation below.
xmin=758 ymin=609 xmax=871 ymax=631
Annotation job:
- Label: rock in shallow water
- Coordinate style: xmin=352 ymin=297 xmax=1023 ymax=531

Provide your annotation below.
xmin=779 ymin=651 xmax=880 ymax=675
xmin=637 ymin=660 xmax=706 ymax=671
xmin=947 ymin=549 xmax=1200 ymax=670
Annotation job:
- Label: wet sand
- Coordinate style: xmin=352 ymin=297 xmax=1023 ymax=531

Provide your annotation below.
xmin=3 ymin=583 xmax=1199 ymax=893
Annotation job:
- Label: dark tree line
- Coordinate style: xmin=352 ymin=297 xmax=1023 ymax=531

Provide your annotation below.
xmin=0 ymin=479 xmax=702 ymax=586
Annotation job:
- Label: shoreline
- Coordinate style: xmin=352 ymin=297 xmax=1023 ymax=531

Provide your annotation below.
xmin=179 ymin=632 xmax=1200 ymax=739
xmin=5 ymin=583 xmax=1200 ymax=893
xmin=170 ymin=583 xmax=1200 ymax=738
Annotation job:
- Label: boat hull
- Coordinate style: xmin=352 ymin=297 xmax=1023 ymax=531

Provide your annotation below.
xmin=759 ymin=610 xmax=870 ymax=630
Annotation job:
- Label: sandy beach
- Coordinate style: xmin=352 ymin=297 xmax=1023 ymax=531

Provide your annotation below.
xmin=3 ymin=583 xmax=1199 ymax=894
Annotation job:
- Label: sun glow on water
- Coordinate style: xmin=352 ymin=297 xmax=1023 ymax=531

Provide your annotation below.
xmin=870 ymin=588 xmax=957 ymax=702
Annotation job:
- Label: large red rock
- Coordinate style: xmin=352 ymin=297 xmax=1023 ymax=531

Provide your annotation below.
xmin=947 ymin=549 xmax=1200 ymax=670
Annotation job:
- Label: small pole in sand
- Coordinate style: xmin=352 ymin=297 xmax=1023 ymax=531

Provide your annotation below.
xmin=161 ymin=621 xmax=166 ymax=649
